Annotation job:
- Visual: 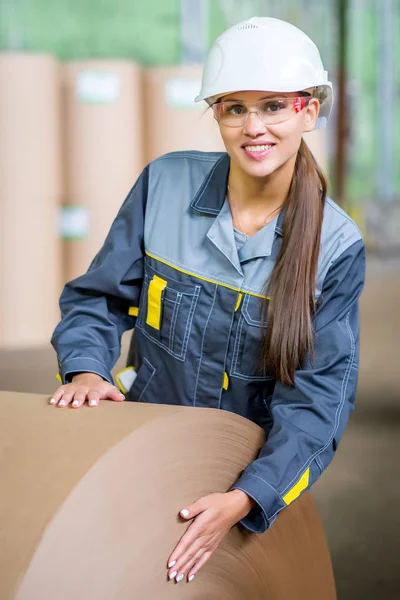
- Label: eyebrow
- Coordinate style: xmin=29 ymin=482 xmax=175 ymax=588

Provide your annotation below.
xmin=223 ymin=95 xmax=287 ymax=102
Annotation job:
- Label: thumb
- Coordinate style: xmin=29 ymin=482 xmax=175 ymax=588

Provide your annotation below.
xmin=180 ymin=497 xmax=207 ymax=520
xmin=106 ymin=386 xmax=126 ymax=402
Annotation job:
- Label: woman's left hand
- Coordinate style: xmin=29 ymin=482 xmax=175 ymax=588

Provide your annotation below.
xmin=167 ymin=489 xmax=255 ymax=583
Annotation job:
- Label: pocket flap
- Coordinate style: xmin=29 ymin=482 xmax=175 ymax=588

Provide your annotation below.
xmin=146 ymin=275 xmax=167 ymax=330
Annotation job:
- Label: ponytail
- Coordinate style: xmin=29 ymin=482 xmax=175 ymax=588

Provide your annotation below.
xmin=262 ymin=139 xmax=327 ymax=385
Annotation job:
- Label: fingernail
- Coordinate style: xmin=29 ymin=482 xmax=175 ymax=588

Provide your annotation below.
xmin=49 ymin=398 xmax=57 ymax=405
xmin=72 ymin=400 xmax=79 ymax=407
xmin=168 ymin=560 xmax=176 ymax=568
xmin=169 ymin=571 xmax=177 ymax=580
xmin=188 ymin=575 xmax=195 ymax=582
xmin=180 ymin=509 xmax=190 ymax=518
xmin=59 ymin=400 xmax=66 ymax=407
xmin=119 ymin=393 xmax=125 ymax=399
xmin=89 ymin=399 xmax=97 ymax=407
xmin=176 ymin=574 xmax=184 ymax=583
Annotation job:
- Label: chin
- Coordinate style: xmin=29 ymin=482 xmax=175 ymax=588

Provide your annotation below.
xmin=240 ymin=158 xmax=282 ymax=179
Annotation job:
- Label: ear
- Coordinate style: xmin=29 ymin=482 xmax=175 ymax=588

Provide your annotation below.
xmin=303 ymin=98 xmax=320 ymax=133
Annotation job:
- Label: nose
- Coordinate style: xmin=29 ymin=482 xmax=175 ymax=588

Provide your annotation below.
xmin=242 ymin=111 xmax=267 ymax=137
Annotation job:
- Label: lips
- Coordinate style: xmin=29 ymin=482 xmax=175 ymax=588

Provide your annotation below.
xmin=241 ymin=143 xmax=276 ymax=161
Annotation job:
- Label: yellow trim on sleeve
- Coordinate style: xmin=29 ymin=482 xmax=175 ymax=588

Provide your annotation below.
xmin=223 ymin=372 xmax=229 ymax=390
xmin=128 ymin=306 xmax=139 ymax=317
xmin=145 ymin=251 xmax=271 ymax=300
xmin=282 ymin=467 xmax=310 ymax=506
xmin=234 ymin=293 xmax=243 ymax=312
xmin=146 ymin=275 xmax=167 ymax=330
xmin=56 ymin=373 xmax=62 ymax=384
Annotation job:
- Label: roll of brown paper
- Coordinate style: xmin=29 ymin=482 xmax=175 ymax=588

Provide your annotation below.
xmin=303 ymin=129 xmax=329 ymax=174
xmin=0 ymin=391 xmax=336 ymax=599
xmin=143 ymin=66 xmax=225 ymax=164
xmin=0 ymin=54 xmax=62 ymax=348
xmin=62 ymin=60 xmax=143 ymax=282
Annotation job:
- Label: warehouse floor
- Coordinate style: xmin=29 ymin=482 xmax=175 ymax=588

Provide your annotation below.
xmin=0 ymin=255 xmax=399 ymax=599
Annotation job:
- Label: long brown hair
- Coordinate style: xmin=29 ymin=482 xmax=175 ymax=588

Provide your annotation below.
xmin=262 ymin=139 xmax=327 ymax=386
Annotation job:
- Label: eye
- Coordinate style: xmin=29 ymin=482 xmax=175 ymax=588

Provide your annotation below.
xmin=262 ymin=100 xmax=286 ymax=113
xmin=225 ymin=103 xmax=246 ymax=115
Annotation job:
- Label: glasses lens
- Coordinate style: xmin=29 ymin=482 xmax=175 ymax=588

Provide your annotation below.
xmin=214 ymin=102 xmax=248 ymax=127
xmin=258 ymin=98 xmax=293 ymax=124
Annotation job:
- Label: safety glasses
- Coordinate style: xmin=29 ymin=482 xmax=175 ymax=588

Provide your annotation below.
xmin=213 ymin=96 xmax=311 ymax=127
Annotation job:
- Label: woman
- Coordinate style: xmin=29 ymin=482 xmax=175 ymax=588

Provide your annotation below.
xmin=50 ymin=17 xmax=365 ymax=584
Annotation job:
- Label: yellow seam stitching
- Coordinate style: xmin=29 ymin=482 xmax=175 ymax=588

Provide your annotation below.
xmin=146 ymin=251 xmax=271 ymax=300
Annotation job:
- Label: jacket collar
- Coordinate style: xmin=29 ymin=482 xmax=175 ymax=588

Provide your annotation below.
xmin=238 ymin=213 xmax=280 ymax=263
xmin=191 ymin=152 xmax=284 ymax=238
xmin=191 ymin=153 xmax=230 ymax=215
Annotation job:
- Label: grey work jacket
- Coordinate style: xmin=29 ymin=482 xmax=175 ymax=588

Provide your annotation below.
xmin=52 ymin=151 xmax=366 ymax=533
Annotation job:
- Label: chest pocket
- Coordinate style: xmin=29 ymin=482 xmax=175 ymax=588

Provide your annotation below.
xmin=231 ymin=294 xmax=273 ymax=381
xmin=136 ymin=267 xmax=200 ymax=362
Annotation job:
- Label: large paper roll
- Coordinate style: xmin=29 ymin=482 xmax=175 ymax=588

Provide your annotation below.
xmin=0 ymin=53 xmax=62 ymax=348
xmin=143 ymin=66 xmax=225 ymax=164
xmin=0 ymin=391 xmax=336 ymax=599
xmin=303 ymin=129 xmax=329 ymax=174
xmin=62 ymin=60 xmax=143 ymax=282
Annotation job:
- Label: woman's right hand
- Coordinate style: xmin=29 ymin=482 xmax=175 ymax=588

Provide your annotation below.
xmin=49 ymin=373 xmax=125 ymax=409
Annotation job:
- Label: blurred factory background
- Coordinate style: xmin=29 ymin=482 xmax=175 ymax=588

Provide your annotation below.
xmin=0 ymin=1 xmax=399 ymax=598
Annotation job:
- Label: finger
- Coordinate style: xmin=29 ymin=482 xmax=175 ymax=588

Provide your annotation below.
xmin=168 ymin=537 xmax=205 ymax=580
xmin=172 ymin=547 xmax=206 ymax=583
xmin=87 ymin=391 xmax=101 ymax=408
xmin=180 ymin=496 xmax=209 ymax=520
xmin=49 ymin=386 xmax=65 ymax=405
xmin=187 ymin=550 xmax=213 ymax=581
xmin=57 ymin=389 xmax=76 ymax=408
xmin=167 ymin=520 xmax=205 ymax=570
xmin=71 ymin=391 xmax=88 ymax=409
xmin=104 ymin=386 xmax=125 ymax=402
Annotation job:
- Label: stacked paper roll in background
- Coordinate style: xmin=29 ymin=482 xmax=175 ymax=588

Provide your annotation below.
xmin=303 ymin=129 xmax=329 ymax=174
xmin=62 ymin=60 xmax=144 ymax=282
xmin=0 ymin=53 xmax=63 ymax=348
xmin=0 ymin=391 xmax=336 ymax=600
xmin=143 ymin=66 xmax=225 ymax=163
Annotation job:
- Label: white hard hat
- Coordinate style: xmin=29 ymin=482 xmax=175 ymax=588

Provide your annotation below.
xmin=195 ymin=17 xmax=333 ymax=129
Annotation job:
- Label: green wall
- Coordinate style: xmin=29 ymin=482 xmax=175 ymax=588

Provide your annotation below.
xmin=0 ymin=0 xmax=182 ymax=64
xmin=0 ymin=0 xmax=229 ymax=64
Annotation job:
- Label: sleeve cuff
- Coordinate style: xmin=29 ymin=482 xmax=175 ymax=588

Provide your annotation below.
xmin=231 ymin=472 xmax=285 ymax=533
xmin=59 ymin=357 xmax=113 ymax=385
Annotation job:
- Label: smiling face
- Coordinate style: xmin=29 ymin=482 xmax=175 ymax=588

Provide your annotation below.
xmin=215 ymin=90 xmax=320 ymax=181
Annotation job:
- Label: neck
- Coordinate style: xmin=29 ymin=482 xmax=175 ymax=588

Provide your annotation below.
xmin=227 ymin=155 xmax=296 ymax=212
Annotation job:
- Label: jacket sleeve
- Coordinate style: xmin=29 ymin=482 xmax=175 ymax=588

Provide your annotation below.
xmin=51 ymin=166 xmax=149 ymax=385
xmin=231 ymin=238 xmax=366 ymax=533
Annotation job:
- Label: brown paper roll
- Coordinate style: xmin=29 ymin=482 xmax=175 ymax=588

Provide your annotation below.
xmin=0 ymin=54 xmax=62 ymax=348
xmin=303 ymin=129 xmax=329 ymax=174
xmin=62 ymin=60 xmax=144 ymax=282
xmin=143 ymin=66 xmax=225 ymax=163
xmin=0 ymin=391 xmax=336 ymax=599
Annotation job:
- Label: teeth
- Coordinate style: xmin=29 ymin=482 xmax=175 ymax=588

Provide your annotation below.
xmin=244 ymin=145 xmax=272 ymax=152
